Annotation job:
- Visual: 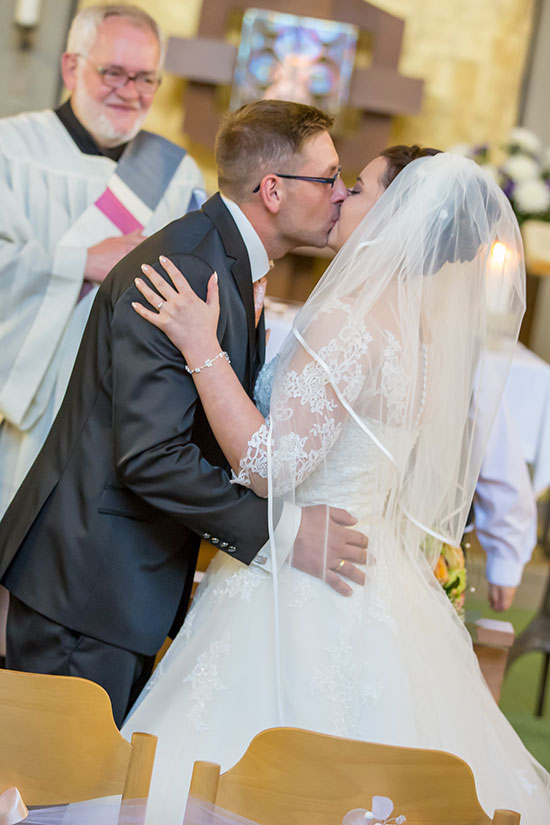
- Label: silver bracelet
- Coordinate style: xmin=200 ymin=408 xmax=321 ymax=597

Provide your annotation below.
xmin=184 ymin=350 xmax=230 ymax=375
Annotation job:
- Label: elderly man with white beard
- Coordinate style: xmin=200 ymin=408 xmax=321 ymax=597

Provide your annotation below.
xmin=0 ymin=4 xmax=204 ymax=655
xmin=0 ymin=3 xmax=205 ymax=517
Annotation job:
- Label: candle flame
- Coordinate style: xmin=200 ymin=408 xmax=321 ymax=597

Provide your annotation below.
xmin=490 ymin=241 xmax=507 ymax=267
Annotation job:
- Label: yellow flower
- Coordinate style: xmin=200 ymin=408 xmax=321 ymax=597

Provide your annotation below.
xmin=434 ymin=555 xmax=449 ymax=585
xmin=442 ymin=543 xmax=465 ymax=571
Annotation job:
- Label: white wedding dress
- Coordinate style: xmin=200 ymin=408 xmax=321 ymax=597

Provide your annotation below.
xmin=123 ymin=155 xmax=550 ymax=824
xmin=122 ymin=370 xmax=550 ymax=825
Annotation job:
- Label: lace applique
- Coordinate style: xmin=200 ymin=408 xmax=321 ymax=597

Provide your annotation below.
xmin=211 ymin=565 xmax=267 ymax=604
xmin=143 ymin=657 xmax=166 ymax=693
xmin=311 ymin=627 xmax=383 ymax=736
xmin=381 ymin=331 xmax=408 ymax=426
xmin=231 ymin=423 xmax=270 ymax=487
xmin=143 ymin=606 xmax=198 ymax=693
xmin=282 ymin=567 xmax=322 ymax=608
xmin=234 ymin=307 xmax=371 ymax=494
xmin=183 ymin=629 xmax=231 ymax=731
xmin=517 ymin=769 xmax=539 ymax=796
xmin=364 ymin=543 xmax=399 ymax=634
xmin=179 ymin=604 xmax=197 ymax=643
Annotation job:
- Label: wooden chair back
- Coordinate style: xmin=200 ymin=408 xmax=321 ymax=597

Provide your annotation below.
xmin=188 ymin=727 xmax=520 ymax=825
xmin=0 ymin=669 xmax=156 ymax=818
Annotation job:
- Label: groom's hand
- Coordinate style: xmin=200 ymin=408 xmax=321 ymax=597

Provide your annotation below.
xmin=291 ymin=505 xmax=368 ymax=596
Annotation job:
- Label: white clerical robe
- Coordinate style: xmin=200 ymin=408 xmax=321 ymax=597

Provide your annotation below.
xmin=0 ymin=109 xmax=205 ymax=517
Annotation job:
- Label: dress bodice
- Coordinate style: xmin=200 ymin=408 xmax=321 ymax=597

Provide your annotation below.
xmin=294 ymin=419 xmax=397 ymax=522
xmin=254 ymin=359 xmax=409 ymax=523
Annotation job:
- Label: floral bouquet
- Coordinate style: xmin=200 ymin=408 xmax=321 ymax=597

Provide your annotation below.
xmin=423 ymin=535 xmax=467 ymax=619
xmin=449 ymin=127 xmax=550 ymax=225
xmin=434 ymin=543 xmax=466 ymax=619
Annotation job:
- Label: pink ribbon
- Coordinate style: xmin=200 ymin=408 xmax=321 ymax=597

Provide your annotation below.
xmin=0 ymin=788 xmax=28 ymax=825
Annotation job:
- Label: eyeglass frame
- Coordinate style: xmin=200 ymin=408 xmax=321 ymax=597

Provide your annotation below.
xmin=252 ymin=165 xmax=342 ymax=193
xmin=74 ymin=54 xmax=162 ymax=94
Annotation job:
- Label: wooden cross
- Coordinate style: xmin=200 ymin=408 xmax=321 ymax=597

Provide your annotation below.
xmin=165 ymin=0 xmax=424 ymax=172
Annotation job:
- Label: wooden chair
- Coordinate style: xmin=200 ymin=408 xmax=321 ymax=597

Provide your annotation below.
xmin=471 ymin=617 xmax=516 ymax=704
xmin=187 ymin=727 xmax=520 ymax=825
xmin=0 ymin=669 xmax=157 ymax=823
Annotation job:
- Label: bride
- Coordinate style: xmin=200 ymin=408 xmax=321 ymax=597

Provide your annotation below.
xmin=123 ymin=148 xmax=550 ymax=823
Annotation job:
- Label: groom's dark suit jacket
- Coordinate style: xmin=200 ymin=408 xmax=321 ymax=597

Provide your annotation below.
xmin=0 ymin=194 xmax=269 ymax=656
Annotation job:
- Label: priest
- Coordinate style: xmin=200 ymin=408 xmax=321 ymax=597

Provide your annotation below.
xmin=0 ymin=4 xmax=205 ymax=656
xmin=0 ymin=3 xmax=205 ymax=518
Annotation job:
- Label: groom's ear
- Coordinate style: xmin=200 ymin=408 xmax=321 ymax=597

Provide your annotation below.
xmin=257 ymin=175 xmax=283 ymax=215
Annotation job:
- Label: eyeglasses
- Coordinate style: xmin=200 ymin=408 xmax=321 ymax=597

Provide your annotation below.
xmin=76 ymin=55 xmax=161 ymax=94
xmin=252 ymin=165 xmax=342 ymax=193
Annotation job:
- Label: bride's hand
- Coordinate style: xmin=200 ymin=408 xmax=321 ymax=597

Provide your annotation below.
xmin=132 ymin=256 xmax=220 ymax=362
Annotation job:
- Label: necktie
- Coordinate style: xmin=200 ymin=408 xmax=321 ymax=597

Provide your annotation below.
xmin=253 ymin=275 xmax=268 ymax=328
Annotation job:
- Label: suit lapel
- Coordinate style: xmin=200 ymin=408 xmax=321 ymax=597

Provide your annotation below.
xmin=202 ymin=194 xmax=257 ymax=384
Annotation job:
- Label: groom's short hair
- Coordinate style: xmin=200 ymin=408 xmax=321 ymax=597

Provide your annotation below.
xmin=215 ymin=100 xmax=334 ymax=201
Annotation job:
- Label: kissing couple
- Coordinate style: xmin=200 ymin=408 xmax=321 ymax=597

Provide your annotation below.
xmin=1 ymin=101 xmax=549 ymax=824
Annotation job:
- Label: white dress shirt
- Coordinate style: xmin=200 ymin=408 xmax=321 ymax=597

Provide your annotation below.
xmin=220 ymin=195 xmax=271 ymax=283
xmin=220 ymin=194 xmax=300 ymax=570
xmin=473 ymin=398 xmax=537 ymax=587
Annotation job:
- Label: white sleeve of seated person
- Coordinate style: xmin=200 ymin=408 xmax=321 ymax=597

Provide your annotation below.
xmin=473 ymin=398 xmax=537 ymax=587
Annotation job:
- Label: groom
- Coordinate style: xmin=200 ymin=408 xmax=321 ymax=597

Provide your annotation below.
xmin=0 ymin=100 xmax=367 ymax=725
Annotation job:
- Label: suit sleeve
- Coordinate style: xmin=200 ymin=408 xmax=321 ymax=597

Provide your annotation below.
xmin=110 ymin=255 xmax=269 ymax=565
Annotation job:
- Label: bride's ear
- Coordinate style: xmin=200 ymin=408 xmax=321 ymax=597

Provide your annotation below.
xmin=257 ymin=175 xmax=283 ymax=215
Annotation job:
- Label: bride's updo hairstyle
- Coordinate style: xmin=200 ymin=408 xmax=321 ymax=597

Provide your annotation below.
xmin=379 ymin=144 xmax=442 ymax=188
xmin=376 ymin=146 xmax=501 ymax=274
xmin=376 ymin=152 xmax=506 ymax=277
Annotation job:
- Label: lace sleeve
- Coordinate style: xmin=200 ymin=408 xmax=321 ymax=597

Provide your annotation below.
xmin=232 ymin=304 xmax=371 ymax=496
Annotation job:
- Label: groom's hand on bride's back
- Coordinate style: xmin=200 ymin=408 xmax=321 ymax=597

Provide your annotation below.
xmin=291 ymin=505 xmax=368 ymax=596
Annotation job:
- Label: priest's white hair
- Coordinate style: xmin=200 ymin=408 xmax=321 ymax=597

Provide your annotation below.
xmin=66 ymin=3 xmax=166 ymax=68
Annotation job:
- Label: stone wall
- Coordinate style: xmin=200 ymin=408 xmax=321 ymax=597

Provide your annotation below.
xmin=77 ymin=0 xmax=535 ymax=165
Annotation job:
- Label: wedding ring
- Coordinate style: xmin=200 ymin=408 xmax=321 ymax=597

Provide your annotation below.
xmin=156 ymin=301 xmax=163 ymax=310
xmin=336 ymin=559 xmax=345 ymax=571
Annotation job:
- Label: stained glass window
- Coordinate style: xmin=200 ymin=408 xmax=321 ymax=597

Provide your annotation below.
xmin=231 ymin=9 xmax=358 ymax=115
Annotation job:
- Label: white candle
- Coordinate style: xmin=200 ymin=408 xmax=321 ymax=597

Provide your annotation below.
xmin=486 ymin=240 xmax=514 ymax=318
xmin=14 ymin=0 xmax=42 ymax=27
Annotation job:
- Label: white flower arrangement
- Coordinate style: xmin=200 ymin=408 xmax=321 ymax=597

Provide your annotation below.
xmin=448 ymin=127 xmax=550 ymax=224
xmin=507 ymin=126 xmax=542 ymax=156
xmin=502 ymin=154 xmax=539 ymax=183
xmin=514 ymin=178 xmax=550 ymax=215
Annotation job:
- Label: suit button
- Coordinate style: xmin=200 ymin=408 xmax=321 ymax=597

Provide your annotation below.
xmin=203 ymin=533 xmax=211 ymax=539
xmin=220 ymin=541 xmax=229 ymax=548
xmin=228 ymin=545 xmax=236 ymax=552
xmin=211 ymin=537 xmax=220 ymax=545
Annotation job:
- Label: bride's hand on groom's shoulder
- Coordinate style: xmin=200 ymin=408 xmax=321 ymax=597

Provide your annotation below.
xmin=132 ymin=257 xmax=220 ymax=362
xmin=291 ymin=505 xmax=368 ymax=596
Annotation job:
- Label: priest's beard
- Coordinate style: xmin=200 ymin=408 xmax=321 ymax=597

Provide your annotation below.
xmin=72 ymin=85 xmax=148 ymax=149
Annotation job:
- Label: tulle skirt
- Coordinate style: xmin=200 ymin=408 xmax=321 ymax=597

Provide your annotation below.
xmin=122 ymin=526 xmax=550 ymax=825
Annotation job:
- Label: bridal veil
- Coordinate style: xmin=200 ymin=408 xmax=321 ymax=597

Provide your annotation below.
xmin=237 ymin=152 xmax=527 ymax=718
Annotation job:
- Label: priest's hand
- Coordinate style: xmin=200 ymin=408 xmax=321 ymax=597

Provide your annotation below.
xmin=85 ymin=231 xmax=145 ymax=284
xmin=291 ymin=505 xmax=368 ymax=596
